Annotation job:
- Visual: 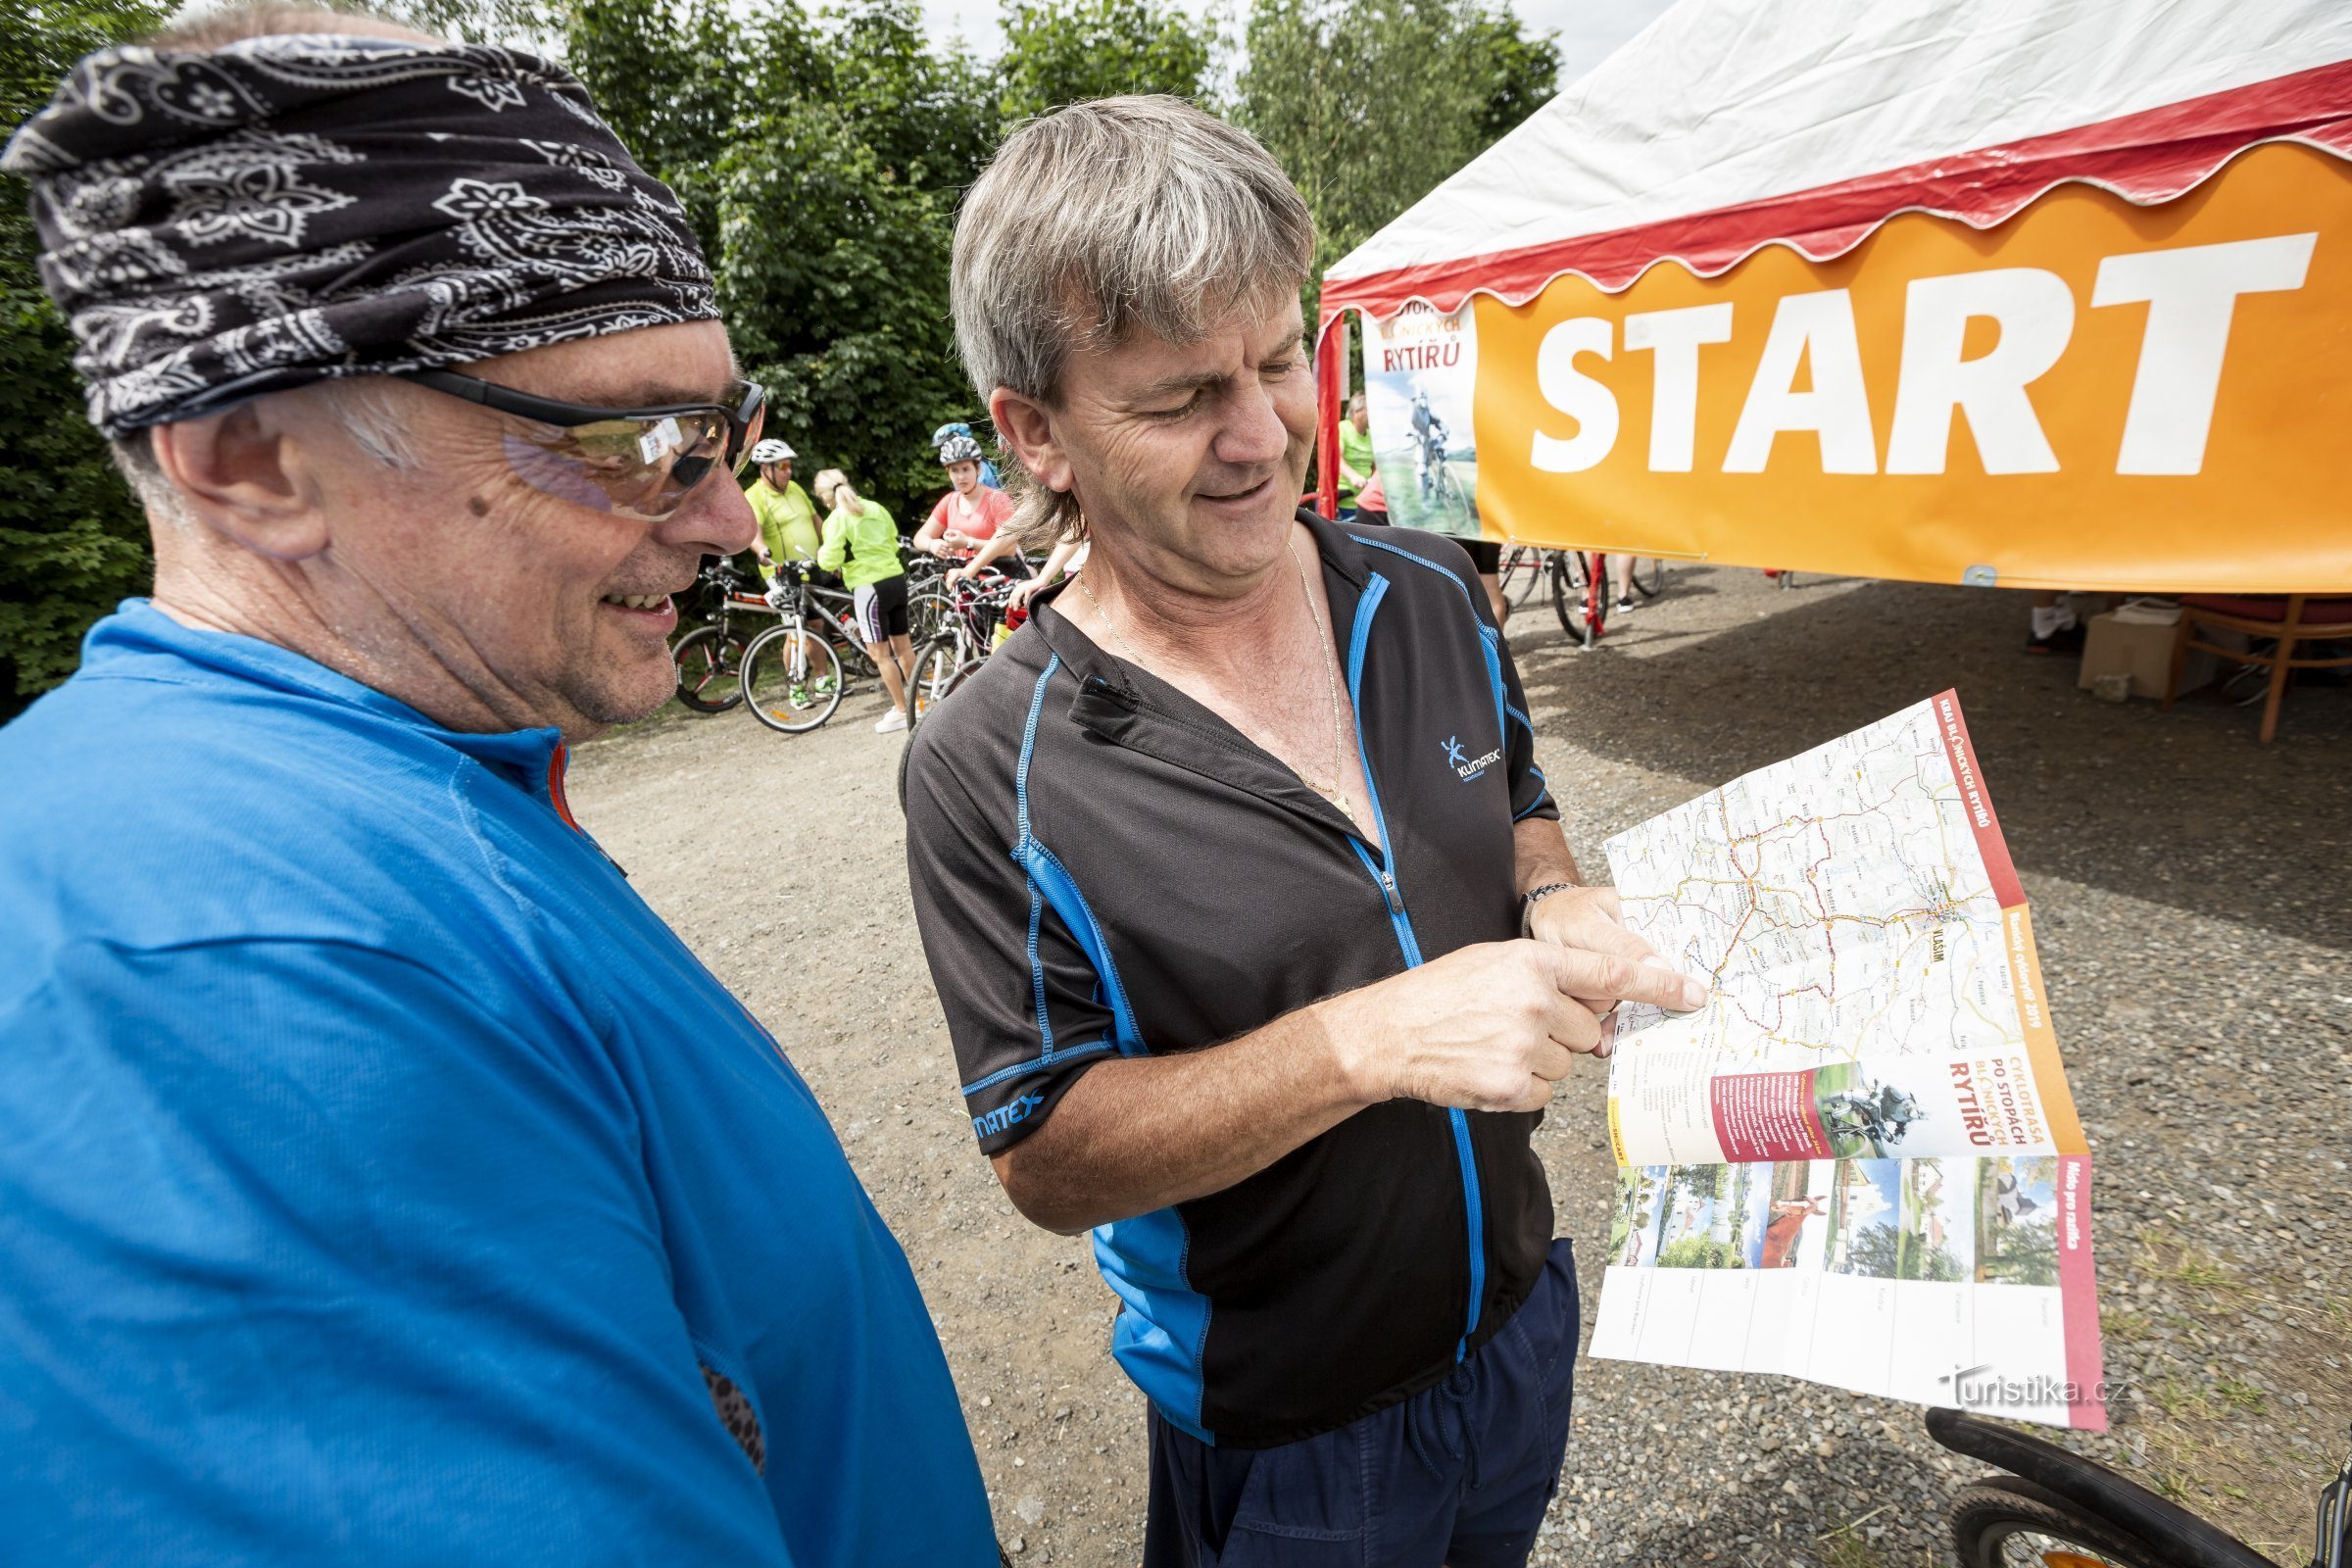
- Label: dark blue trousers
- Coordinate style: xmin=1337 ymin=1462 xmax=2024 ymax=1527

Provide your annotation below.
xmin=1143 ymin=1239 xmax=1578 ymax=1568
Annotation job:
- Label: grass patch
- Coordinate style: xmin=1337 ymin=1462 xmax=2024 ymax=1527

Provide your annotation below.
xmin=2213 ymin=1377 xmax=2268 ymax=1414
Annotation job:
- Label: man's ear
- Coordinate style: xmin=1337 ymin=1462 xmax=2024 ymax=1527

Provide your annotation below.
xmin=988 ymin=385 xmax=1072 ymax=497
xmin=148 ymin=396 xmax=332 ymax=562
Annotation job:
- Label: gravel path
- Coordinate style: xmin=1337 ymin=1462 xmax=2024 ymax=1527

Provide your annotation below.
xmin=570 ymin=564 xmax=2350 ymax=1567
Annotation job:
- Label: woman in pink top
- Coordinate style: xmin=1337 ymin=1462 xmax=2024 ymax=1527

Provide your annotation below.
xmin=913 ymin=434 xmax=1014 ymax=560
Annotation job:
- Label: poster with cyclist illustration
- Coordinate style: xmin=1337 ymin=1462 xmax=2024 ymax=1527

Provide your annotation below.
xmin=1362 ymin=302 xmax=1481 ymax=538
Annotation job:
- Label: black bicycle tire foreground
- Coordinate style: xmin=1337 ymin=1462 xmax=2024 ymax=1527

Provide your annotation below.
xmin=670 ymin=624 xmax=747 ymax=713
xmin=738 ymin=623 xmax=846 ymax=734
xmin=1925 ymin=1407 xmax=2316 ymax=1568
xmin=1948 ymin=1477 xmax=2174 ymax=1568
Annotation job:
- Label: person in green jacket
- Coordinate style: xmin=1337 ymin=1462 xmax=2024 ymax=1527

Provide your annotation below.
xmin=745 ymin=439 xmax=821 ymax=573
xmin=812 ymin=468 xmax=914 ymax=733
xmin=1337 ymin=391 xmax=1375 ymax=519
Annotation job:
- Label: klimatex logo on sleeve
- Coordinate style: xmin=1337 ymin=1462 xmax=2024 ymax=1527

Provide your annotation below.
xmin=1442 ymin=734 xmax=1501 ymax=783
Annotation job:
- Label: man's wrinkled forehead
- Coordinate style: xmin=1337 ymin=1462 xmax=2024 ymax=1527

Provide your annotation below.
xmin=1078 ymin=291 xmax=1307 ymax=401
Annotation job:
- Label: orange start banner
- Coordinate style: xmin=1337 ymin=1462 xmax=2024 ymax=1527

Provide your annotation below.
xmin=1454 ymin=143 xmax=2352 ymax=592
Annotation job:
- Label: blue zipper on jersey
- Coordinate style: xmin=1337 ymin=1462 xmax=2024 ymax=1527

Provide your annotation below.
xmin=1343 ymin=572 xmax=1487 ymax=1362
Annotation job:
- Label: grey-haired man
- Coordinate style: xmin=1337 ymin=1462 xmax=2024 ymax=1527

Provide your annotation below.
xmin=906 ymin=96 xmax=1706 ymax=1567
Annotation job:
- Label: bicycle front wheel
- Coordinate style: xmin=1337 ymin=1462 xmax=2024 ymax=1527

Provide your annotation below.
xmin=671 ymin=625 xmax=747 ymax=713
xmin=1949 ymin=1478 xmax=2175 ymax=1568
xmin=740 ymin=624 xmax=845 ymax=734
xmin=1500 ymin=546 xmax=1543 ymax=606
xmin=907 ymin=590 xmax=951 ymax=646
xmin=899 ymin=652 xmax=984 ymax=813
xmin=906 ymin=635 xmax=966 ymax=728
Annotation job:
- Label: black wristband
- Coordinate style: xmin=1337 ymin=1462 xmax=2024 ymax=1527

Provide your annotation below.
xmin=1519 ymin=881 xmax=1579 ymax=936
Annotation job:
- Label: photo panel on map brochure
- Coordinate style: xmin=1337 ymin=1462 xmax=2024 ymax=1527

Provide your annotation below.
xmin=1590 ymin=1153 xmax=2096 ymax=1427
xmin=1608 ymin=1048 xmax=2070 ymax=1168
xmin=1362 ymin=302 xmax=1483 ymax=538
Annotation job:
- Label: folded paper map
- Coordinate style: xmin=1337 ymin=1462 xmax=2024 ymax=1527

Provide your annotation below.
xmin=1588 ymin=692 xmax=2105 ymax=1430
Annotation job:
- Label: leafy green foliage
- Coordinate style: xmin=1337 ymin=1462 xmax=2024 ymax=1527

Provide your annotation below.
xmin=996 ymin=0 xmax=1213 ymax=122
xmin=567 ymin=0 xmax=1002 ymax=517
xmin=1 ymin=0 xmax=172 ymax=713
xmin=1234 ymin=0 xmax=1556 ymax=283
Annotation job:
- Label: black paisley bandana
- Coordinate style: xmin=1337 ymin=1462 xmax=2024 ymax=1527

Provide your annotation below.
xmin=2 ymin=33 xmax=719 ymax=438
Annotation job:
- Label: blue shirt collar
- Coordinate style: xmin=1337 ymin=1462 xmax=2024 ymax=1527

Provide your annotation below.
xmin=82 ymin=600 xmax=571 ymax=781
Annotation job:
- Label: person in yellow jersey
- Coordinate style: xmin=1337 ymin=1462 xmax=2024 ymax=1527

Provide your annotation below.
xmin=745 ymin=440 xmax=822 ymax=575
xmin=812 ymin=468 xmax=915 ymax=733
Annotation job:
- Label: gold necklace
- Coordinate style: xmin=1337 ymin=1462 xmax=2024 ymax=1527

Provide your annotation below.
xmin=1070 ymin=540 xmax=1355 ymax=823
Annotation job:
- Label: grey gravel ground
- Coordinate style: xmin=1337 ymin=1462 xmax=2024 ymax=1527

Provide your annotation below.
xmin=570 ymin=564 xmax=2351 ymax=1567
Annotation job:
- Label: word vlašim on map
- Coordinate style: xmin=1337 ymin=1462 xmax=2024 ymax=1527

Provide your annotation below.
xmin=1589 ymin=694 xmax=2104 ymax=1431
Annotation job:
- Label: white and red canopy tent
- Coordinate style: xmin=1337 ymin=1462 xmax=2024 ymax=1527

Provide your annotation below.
xmin=1313 ymin=0 xmax=2352 ymax=591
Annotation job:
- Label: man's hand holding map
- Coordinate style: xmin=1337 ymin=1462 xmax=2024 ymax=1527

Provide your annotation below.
xmin=1588 ymin=692 xmax=2106 ymax=1431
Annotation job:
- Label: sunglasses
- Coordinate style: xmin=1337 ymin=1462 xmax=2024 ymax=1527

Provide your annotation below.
xmin=403 ymin=369 xmax=767 ymax=521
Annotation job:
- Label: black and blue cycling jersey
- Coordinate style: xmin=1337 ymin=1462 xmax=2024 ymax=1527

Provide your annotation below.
xmin=906 ymin=511 xmax=1561 ymax=1448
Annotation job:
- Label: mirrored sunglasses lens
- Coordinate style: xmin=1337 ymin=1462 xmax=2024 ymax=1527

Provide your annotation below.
xmin=501 ymin=413 xmax=729 ymax=520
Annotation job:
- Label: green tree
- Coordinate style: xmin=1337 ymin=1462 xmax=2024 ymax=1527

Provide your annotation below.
xmin=1463 ymin=4 xmax=1557 ymax=143
xmin=1656 ymin=1236 xmax=1738 ymax=1269
xmin=561 ymin=0 xmax=993 ymax=517
xmin=1839 ymin=1221 xmax=1903 ymax=1279
xmin=0 ymin=0 xmax=172 ymax=715
xmin=1234 ymin=0 xmax=1556 ymax=295
xmin=1981 ymin=1218 xmax=2060 ymax=1288
xmin=995 ymin=0 xmax=1213 ymax=122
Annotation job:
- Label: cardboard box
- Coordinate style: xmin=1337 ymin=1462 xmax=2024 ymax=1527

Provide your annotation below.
xmin=2078 ymin=610 xmax=2215 ymax=700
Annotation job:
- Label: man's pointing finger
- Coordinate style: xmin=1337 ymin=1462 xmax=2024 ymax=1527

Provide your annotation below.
xmin=1552 ymin=948 xmax=1708 ymax=1013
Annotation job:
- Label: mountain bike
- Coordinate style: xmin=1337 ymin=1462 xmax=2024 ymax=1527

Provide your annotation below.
xmin=896 ymin=570 xmax=1018 ymax=810
xmin=669 ymin=559 xmax=779 ymax=713
xmin=1930 ymin=1406 xmax=2349 ymax=1567
xmin=735 ymin=563 xmax=879 ymax=734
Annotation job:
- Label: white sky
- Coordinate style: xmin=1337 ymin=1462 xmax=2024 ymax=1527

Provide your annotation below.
xmin=917 ymin=0 xmax=1679 ymax=86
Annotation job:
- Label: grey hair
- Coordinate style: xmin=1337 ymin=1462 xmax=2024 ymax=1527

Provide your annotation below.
xmin=951 ymin=95 xmax=1315 ymax=548
xmin=109 ymin=378 xmax=420 ymax=525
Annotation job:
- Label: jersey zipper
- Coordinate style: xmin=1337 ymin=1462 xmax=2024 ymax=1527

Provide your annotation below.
xmin=1343 ymin=573 xmax=1486 ymax=1362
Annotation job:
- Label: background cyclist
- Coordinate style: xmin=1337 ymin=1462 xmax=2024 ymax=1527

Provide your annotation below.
xmin=746 ymin=438 xmax=821 ymax=576
xmin=930 ymin=421 xmax=1002 ymax=489
xmin=812 ymin=468 xmax=916 ymax=733
xmin=912 ymin=434 xmax=1015 ymax=564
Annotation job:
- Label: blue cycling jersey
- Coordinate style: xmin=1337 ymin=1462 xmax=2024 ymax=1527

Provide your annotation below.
xmin=0 ymin=603 xmax=996 ymax=1566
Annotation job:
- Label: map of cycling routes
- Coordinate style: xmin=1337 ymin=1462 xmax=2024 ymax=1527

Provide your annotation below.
xmin=1587 ymin=693 xmax=2105 ymax=1431
xmin=1609 ymin=698 xmax=2018 ymax=1074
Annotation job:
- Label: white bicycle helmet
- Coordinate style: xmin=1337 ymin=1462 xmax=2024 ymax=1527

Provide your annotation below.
xmin=749 ymin=438 xmax=797 ymax=465
xmin=936 ymin=434 xmax=986 ymax=466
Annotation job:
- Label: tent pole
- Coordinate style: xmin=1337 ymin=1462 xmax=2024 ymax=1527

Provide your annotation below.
xmin=1315 ymin=312 xmax=1345 ymax=519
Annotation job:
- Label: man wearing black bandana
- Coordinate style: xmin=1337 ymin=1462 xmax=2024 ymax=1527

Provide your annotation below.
xmin=0 ymin=9 xmax=998 ymax=1565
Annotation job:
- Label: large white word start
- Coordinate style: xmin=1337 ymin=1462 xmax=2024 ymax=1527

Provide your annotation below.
xmin=1529 ymin=233 xmax=2315 ymax=478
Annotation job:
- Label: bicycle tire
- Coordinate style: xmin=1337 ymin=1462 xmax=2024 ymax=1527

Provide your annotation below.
xmin=899 ymin=650 xmax=984 ymax=812
xmin=1633 ymin=558 xmax=1666 ymax=599
xmin=1549 ymin=557 xmax=1578 ymax=640
xmin=1499 ymin=547 xmax=1542 ymax=606
xmin=907 ymin=590 xmax=951 ymax=646
xmin=1949 ymin=1478 xmax=2178 ymax=1568
xmin=906 ymin=635 xmax=965 ymax=728
xmin=739 ymin=623 xmax=845 ymax=734
xmin=670 ymin=625 xmax=747 ymax=713
xmin=1550 ymin=555 xmax=1605 ymax=647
